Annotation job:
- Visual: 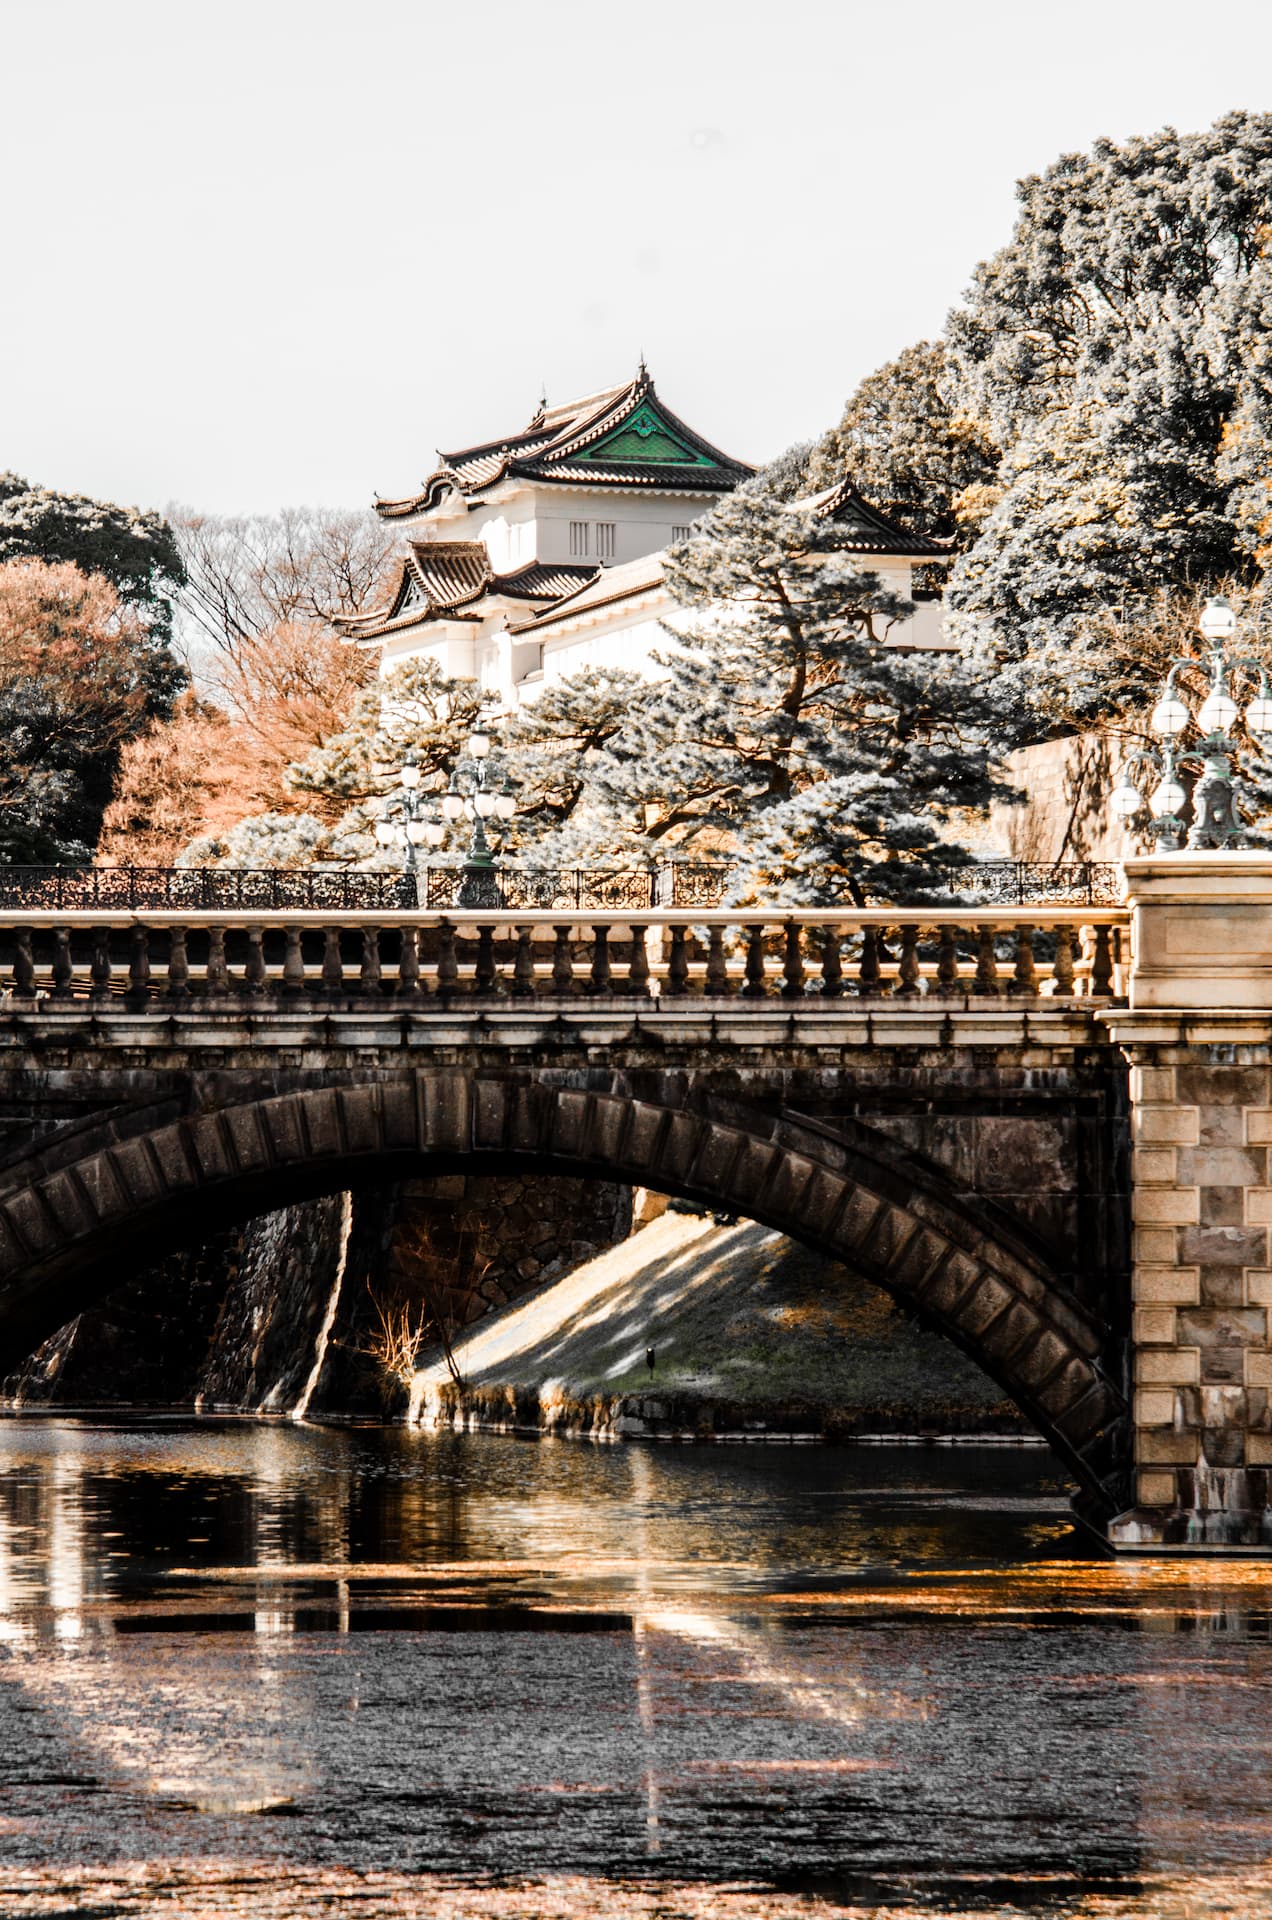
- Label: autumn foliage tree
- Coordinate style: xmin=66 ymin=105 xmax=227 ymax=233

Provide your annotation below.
xmin=101 ymin=508 xmax=393 ymax=862
xmin=0 ymin=560 xmax=178 ymax=860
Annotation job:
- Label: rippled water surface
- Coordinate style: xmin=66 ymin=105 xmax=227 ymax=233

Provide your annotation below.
xmin=3 ymin=1420 xmax=1272 ymax=1917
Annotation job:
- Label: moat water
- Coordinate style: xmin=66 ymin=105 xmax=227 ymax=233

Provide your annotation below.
xmin=2 ymin=1421 xmax=1272 ymax=1918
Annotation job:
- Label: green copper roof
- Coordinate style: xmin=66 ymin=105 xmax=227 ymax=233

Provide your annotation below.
xmin=570 ymin=402 xmax=718 ymax=469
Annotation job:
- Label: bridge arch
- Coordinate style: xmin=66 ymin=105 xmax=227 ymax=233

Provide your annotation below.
xmin=0 ymin=1071 xmax=1126 ymax=1507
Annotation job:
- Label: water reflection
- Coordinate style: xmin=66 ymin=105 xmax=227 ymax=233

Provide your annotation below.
xmin=1 ymin=1419 xmax=1271 ymax=1916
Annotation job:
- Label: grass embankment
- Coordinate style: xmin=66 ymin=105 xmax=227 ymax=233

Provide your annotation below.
xmin=410 ymin=1210 xmax=1027 ymax=1440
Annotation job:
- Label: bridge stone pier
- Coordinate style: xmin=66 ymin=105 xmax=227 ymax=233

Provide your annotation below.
xmin=0 ymin=865 xmax=1266 ymax=1550
xmin=1107 ymin=858 xmax=1272 ymax=1549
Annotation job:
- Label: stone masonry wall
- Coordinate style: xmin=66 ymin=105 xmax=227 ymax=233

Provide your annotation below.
xmin=305 ymin=1173 xmax=634 ymax=1418
xmin=1122 ymin=1045 xmax=1272 ymax=1545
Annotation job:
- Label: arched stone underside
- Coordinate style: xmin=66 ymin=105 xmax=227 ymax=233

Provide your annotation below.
xmin=0 ymin=1072 xmax=1128 ymax=1508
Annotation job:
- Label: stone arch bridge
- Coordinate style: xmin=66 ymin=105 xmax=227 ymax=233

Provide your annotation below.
xmin=0 ymin=866 xmax=1268 ymax=1551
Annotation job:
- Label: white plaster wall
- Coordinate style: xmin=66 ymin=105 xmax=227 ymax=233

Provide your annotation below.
xmin=380 ymin=623 xmax=478 ymax=682
xmin=522 ymin=489 xmax=712 ymax=568
xmin=395 ymin=483 xmax=714 ymax=569
xmin=541 ymin=609 xmax=671 ymax=685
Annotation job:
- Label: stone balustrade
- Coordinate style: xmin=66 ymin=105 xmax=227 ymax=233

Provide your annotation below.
xmin=0 ymin=907 xmax=1128 ymax=1006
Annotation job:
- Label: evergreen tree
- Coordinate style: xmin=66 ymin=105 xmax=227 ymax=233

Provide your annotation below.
xmin=808 ymin=341 xmax=1000 ymax=549
xmin=579 ymin=488 xmax=1010 ymax=901
xmin=0 ymin=474 xmax=186 ymax=666
xmin=943 ymin=111 xmax=1272 ymax=738
xmin=501 ymin=667 xmax=646 ymax=850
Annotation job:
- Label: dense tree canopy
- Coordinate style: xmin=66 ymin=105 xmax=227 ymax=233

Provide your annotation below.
xmin=941 ymin=111 xmax=1272 ymax=740
xmin=807 ymin=342 xmax=1000 ymax=550
xmin=0 ymin=561 xmax=175 ymax=861
xmin=619 ymin=490 xmax=1008 ymax=901
xmin=0 ymin=474 xmax=186 ymax=660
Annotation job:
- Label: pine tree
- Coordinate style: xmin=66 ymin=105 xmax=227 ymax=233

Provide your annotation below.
xmin=501 ymin=667 xmax=647 ymax=859
xmin=580 ymin=488 xmax=1010 ymax=902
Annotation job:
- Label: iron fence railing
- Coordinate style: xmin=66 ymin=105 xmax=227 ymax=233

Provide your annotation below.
xmin=0 ymin=860 xmax=1124 ymax=912
xmin=947 ymin=862 xmax=1123 ymax=908
xmin=0 ymin=867 xmax=411 ymax=912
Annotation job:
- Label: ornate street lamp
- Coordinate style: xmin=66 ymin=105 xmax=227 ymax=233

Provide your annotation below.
xmin=375 ymin=751 xmax=445 ymax=905
xmin=1110 ymin=596 xmax=1272 ymax=850
xmin=438 ymin=732 xmax=517 ymax=907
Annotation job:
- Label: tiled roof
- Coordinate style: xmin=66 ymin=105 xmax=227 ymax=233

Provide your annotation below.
xmin=493 ymin=560 xmax=598 ymax=601
xmin=333 ymin=544 xmax=598 ymax=641
xmin=794 ymin=474 xmax=952 ymax=558
xmin=375 ymin=367 xmax=753 ymax=520
xmin=509 ymin=552 xmax=668 ymax=636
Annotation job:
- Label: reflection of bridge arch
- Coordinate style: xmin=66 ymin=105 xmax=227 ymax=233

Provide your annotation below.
xmin=0 ymin=1071 xmax=1127 ymax=1507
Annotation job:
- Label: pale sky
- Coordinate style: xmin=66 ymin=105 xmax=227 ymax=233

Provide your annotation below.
xmin=3 ymin=0 xmax=1270 ymax=518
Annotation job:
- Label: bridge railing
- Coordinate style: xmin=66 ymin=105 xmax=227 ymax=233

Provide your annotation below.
xmin=0 ymin=908 xmax=1129 ymax=1006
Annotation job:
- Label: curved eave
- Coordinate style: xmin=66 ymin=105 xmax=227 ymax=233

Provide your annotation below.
xmin=507 ymin=462 xmax=745 ymax=491
xmin=834 ymin=535 xmax=953 ymax=560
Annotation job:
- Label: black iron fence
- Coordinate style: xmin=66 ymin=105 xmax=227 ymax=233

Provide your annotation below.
xmin=0 ymin=868 xmax=412 ymax=912
xmin=0 ymin=860 xmax=1123 ymax=912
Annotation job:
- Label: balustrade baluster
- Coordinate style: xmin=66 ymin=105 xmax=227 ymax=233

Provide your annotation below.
xmin=166 ymin=927 xmax=190 ymax=1002
xmin=590 ymin=924 xmax=613 ymax=994
xmin=321 ymin=928 xmax=343 ymax=998
xmin=50 ymin=928 xmax=74 ymax=1001
xmin=705 ymin=926 xmax=729 ymax=997
xmin=124 ymin=927 xmax=150 ymax=1008
xmin=205 ymin=927 xmax=229 ymax=998
xmin=244 ymin=928 xmax=266 ymax=995
xmin=627 ymin=927 xmax=651 ymax=997
xmin=398 ymin=926 xmax=421 ymax=998
xmin=474 ymin=927 xmax=498 ymax=995
xmin=551 ymin=926 xmax=574 ymax=996
xmin=819 ymin=927 xmax=844 ymax=997
xmin=1051 ymin=923 xmax=1076 ymax=997
xmin=935 ymin=925 xmax=960 ymax=996
xmin=122 ymin=925 xmax=149 ymax=1013
xmin=896 ymin=925 xmax=922 ymax=997
xmin=857 ymin=926 xmax=883 ymax=997
xmin=665 ymin=926 xmax=690 ymax=996
xmin=436 ymin=920 xmax=459 ymax=998
xmin=90 ymin=928 xmax=113 ymax=1004
xmin=976 ymin=921 xmax=1006 ymax=998
xmin=780 ymin=920 xmax=805 ymax=999
xmin=1008 ymin=923 xmax=1038 ymax=996
xmin=282 ymin=927 xmax=305 ymax=996
xmin=360 ymin=927 xmax=382 ymax=995
xmin=972 ymin=924 xmax=1000 ymax=996
xmin=1091 ymin=924 xmax=1114 ymax=997
xmin=511 ymin=927 xmax=535 ymax=999
xmin=12 ymin=930 xmax=36 ymax=1002
xmin=742 ymin=924 xmax=767 ymax=998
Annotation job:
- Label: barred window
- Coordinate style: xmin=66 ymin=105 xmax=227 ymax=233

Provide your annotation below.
xmin=595 ymin=522 xmax=616 ymax=560
xmin=569 ymin=521 xmax=589 ymax=557
xmin=671 ymin=524 xmax=693 ymax=543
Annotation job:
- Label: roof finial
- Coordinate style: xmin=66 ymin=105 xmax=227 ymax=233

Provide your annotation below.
xmin=638 ymin=351 xmax=647 ymax=380
xmin=538 ymin=378 xmax=548 ymax=411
